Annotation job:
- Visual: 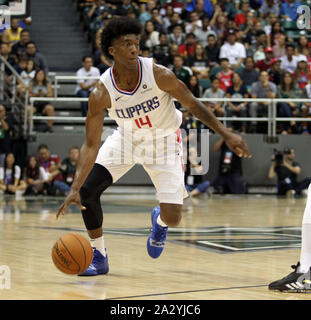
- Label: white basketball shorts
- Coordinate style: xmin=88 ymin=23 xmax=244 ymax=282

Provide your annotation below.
xmin=95 ymin=128 xmax=188 ymax=204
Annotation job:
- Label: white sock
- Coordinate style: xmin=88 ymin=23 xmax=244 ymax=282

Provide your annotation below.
xmin=157 ymin=215 xmax=168 ymax=227
xmin=89 ymin=235 xmax=106 ymax=257
xmin=299 ymin=184 xmax=311 ymax=273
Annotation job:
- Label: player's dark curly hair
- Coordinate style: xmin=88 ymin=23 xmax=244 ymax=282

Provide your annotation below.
xmin=101 ymin=17 xmax=143 ymax=61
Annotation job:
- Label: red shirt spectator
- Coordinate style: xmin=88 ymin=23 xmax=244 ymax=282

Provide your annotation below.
xmin=218 ymin=69 xmax=234 ymax=92
xmin=234 ymin=2 xmax=249 ymax=27
xmin=256 ymin=47 xmax=277 ymax=71
xmin=38 ymin=144 xmax=62 ymax=181
xmin=178 ymin=33 xmax=197 ymax=59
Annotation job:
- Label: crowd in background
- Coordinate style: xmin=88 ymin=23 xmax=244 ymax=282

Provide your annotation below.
xmin=75 ymin=0 xmax=311 ymax=135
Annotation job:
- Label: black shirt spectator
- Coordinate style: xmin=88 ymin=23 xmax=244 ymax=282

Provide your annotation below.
xmin=205 ymin=34 xmax=220 ymax=67
xmin=0 ymin=43 xmax=17 ymax=75
xmin=213 ymin=134 xmax=246 ymax=194
xmin=0 ymin=104 xmax=12 ymax=166
xmin=238 ymin=57 xmax=259 ymax=91
xmin=152 ymin=33 xmax=170 ymax=66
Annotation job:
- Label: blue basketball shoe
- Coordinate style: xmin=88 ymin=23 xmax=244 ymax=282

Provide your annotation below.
xmin=78 ymin=248 xmax=109 ymax=276
xmin=147 ymin=206 xmax=168 ymax=259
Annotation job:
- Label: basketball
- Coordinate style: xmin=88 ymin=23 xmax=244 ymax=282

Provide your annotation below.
xmin=51 ymin=233 xmax=93 ymax=275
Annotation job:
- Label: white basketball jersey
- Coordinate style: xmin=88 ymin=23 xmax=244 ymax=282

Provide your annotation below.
xmin=99 ymin=57 xmax=182 ymax=139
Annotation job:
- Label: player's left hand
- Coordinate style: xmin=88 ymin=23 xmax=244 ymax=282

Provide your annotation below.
xmin=224 ymin=131 xmax=252 ymax=158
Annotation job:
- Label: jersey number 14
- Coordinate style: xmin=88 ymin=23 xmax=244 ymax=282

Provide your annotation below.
xmin=135 ymin=115 xmax=152 ymax=128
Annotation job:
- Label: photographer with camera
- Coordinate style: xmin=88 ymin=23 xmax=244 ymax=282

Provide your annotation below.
xmin=268 ymin=148 xmax=311 ymax=196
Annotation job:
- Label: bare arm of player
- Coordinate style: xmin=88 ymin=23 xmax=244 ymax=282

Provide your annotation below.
xmin=153 ymin=64 xmax=251 ymax=158
xmin=56 ymin=81 xmax=109 ymax=219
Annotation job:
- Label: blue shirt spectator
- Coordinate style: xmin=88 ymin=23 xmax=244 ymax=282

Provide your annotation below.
xmin=280 ymin=0 xmax=302 ymax=21
xmin=185 ymin=0 xmax=214 ymax=19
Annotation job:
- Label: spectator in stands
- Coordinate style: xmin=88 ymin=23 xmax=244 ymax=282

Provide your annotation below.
xmin=194 ymin=16 xmax=215 ymax=48
xmin=139 ymin=0 xmax=157 ymax=25
xmin=0 ymin=42 xmax=17 ymax=75
xmin=167 ymin=12 xmax=183 ymax=34
xmin=168 ymin=24 xmax=185 ymax=46
xmin=114 ymin=0 xmax=139 ymax=18
xmin=86 ymin=0 xmax=109 ymax=22
xmin=0 ymin=104 xmax=12 ymax=167
xmin=172 ymin=54 xmax=191 ymax=86
xmin=280 ymin=0 xmax=302 ymax=21
xmin=213 ymin=130 xmax=246 ymax=194
xmin=188 ymin=75 xmax=203 ymax=98
xmin=247 ymin=30 xmax=267 ymax=59
xmin=210 ymin=8 xmax=226 ymax=44
xmin=185 ymin=146 xmax=212 ymax=198
xmin=293 ymin=59 xmax=311 ymax=89
xmin=186 ymin=43 xmax=209 ymax=79
xmin=141 ymin=46 xmax=151 ymax=58
xmin=268 ymin=148 xmax=311 ymax=197
xmin=11 ymin=29 xmax=31 ymax=58
xmin=219 ymin=0 xmax=236 ymax=21
xmin=162 ymin=4 xmax=174 ymax=31
xmin=269 ymin=21 xmax=283 ymax=48
xmin=260 ymin=0 xmax=280 ymax=18
xmin=240 ymin=11 xmax=256 ymax=45
xmin=24 ymin=155 xmax=50 ymax=196
xmin=152 ymin=33 xmax=170 ymax=66
xmin=1 ymin=18 xmax=23 ymax=49
xmin=280 ymin=43 xmax=299 ymax=73
xmin=150 ymin=7 xmax=166 ymax=34
xmin=185 ymin=11 xmax=203 ymax=34
xmin=25 ymin=41 xmax=49 ymax=75
xmin=75 ymin=56 xmax=100 ymax=117
xmin=219 ymin=29 xmax=246 ymax=69
xmin=269 ymin=59 xmax=282 ymax=86
xmin=297 ymin=35 xmax=309 ymax=58
xmin=202 ymin=77 xmax=225 ymax=117
xmin=37 ymin=144 xmax=70 ymax=196
xmin=20 ymin=59 xmax=36 ymax=88
xmin=238 ymin=56 xmax=259 ymax=93
xmin=185 ymin=0 xmax=214 ymax=19
xmin=0 ymin=153 xmax=26 ymax=195
xmin=13 ymin=55 xmax=27 ymax=75
xmin=179 ymin=32 xmax=197 ymax=59
xmin=141 ymin=20 xmax=160 ymax=49
xmin=256 ymin=47 xmax=277 ymax=71
xmin=277 ymin=72 xmax=300 ymax=135
xmin=28 ymin=69 xmax=55 ymax=133
xmin=205 ymin=33 xmax=220 ymax=68
xmin=166 ymin=43 xmax=180 ymax=70
xmin=216 ymin=58 xmax=233 ymax=92
xmin=225 ymin=72 xmax=248 ymax=133
xmin=234 ymin=1 xmax=250 ymax=28
xmin=249 ymin=70 xmax=277 ymax=133
xmin=59 ymin=146 xmax=79 ymax=190
xmin=273 ymin=33 xmax=286 ymax=59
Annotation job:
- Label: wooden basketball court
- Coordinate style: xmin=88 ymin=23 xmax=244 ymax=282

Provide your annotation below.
xmin=0 ymin=193 xmax=310 ymax=300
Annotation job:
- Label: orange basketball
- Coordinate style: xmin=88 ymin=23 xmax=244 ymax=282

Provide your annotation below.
xmin=51 ymin=233 xmax=93 ymax=275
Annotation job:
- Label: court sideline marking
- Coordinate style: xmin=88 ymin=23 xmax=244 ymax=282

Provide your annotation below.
xmin=108 ymin=284 xmax=268 ymax=300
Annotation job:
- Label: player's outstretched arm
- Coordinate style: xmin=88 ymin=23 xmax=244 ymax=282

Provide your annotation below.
xmin=153 ymin=63 xmax=251 ymax=158
xmin=56 ymin=81 xmax=110 ymax=219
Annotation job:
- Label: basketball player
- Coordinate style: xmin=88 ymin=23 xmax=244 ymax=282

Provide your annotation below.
xmin=269 ymin=183 xmax=311 ymax=292
xmin=56 ymin=17 xmax=251 ymax=276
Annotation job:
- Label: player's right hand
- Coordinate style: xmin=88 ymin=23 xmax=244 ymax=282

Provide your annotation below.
xmin=56 ymin=189 xmax=86 ymax=220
